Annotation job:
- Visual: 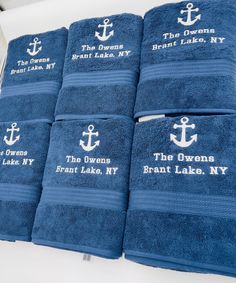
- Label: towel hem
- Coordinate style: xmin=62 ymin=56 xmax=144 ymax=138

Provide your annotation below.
xmin=55 ymin=114 xmax=132 ymax=121
xmin=125 ymin=250 xmax=236 ymax=278
xmin=0 ymin=233 xmax=31 ymax=242
xmin=33 ymin=238 xmax=121 ymax=259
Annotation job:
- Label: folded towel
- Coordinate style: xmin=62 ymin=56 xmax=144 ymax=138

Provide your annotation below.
xmin=0 ymin=121 xmax=50 ymax=241
xmin=135 ymin=0 xmax=236 ymax=118
xmin=32 ymin=118 xmax=133 ymax=258
xmin=55 ymin=14 xmax=143 ymax=120
xmin=124 ymin=115 xmax=236 ymax=277
xmin=0 ymin=28 xmax=68 ymax=122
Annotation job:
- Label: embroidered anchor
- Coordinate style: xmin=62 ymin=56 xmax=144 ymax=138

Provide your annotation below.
xmin=95 ymin=18 xmax=114 ymax=41
xmin=170 ymin=117 xmax=197 ymax=148
xmin=80 ymin=125 xmax=100 ymax=152
xmin=178 ymin=3 xmax=201 ymax=26
xmin=26 ymin=37 xmax=42 ymax=56
xmin=4 ymin=123 xmax=20 ymax=146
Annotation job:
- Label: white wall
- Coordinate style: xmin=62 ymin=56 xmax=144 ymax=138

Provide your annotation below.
xmin=0 ymin=0 xmax=179 ymax=41
xmin=0 ymin=0 xmax=43 ymax=10
xmin=0 ymin=1 xmax=235 ymax=283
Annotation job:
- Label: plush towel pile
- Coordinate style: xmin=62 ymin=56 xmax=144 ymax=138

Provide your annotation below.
xmin=32 ymin=14 xmax=142 ymax=259
xmin=0 ymin=2 xmax=236 ymax=279
xmin=0 ymin=28 xmax=67 ymax=241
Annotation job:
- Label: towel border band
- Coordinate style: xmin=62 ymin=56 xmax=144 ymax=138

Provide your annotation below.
xmin=139 ymin=59 xmax=236 ymax=82
xmin=129 ymin=190 xmax=236 ymax=219
xmin=41 ymin=186 xmax=128 ymax=211
xmin=1 ymin=81 xmax=61 ymax=96
xmin=62 ymin=70 xmax=138 ymax=88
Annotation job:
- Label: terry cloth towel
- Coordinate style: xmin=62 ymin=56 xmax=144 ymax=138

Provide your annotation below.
xmin=54 ymin=14 xmax=143 ymax=120
xmin=32 ymin=118 xmax=133 ymax=258
xmin=0 ymin=28 xmax=68 ymax=123
xmin=0 ymin=121 xmax=50 ymax=241
xmin=134 ymin=0 xmax=236 ymax=118
xmin=124 ymin=115 xmax=236 ymax=277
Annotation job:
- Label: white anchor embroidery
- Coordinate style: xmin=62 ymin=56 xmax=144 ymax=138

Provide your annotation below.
xmin=80 ymin=125 xmax=100 ymax=152
xmin=170 ymin=117 xmax=197 ymax=148
xmin=95 ymin=18 xmax=114 ymax=41
xmin=4 ymin=123 xmax=20 ymax=146
xmin=178 ymin=3 xmax=201 ymax=26
xmin=26 ymin=37 xmax=42 ymax=56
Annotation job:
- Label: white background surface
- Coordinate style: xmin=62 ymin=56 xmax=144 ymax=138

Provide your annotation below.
xmin=0 ymin=1 xmax=235 ymax=282
xmin=0 ymin=0 xmax=43 ymax=10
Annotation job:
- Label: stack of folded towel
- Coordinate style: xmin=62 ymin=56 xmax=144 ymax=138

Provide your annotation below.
xmin=124 ymin=0 xmax=236 ymax=278
xmin=1 ymin=0 xmax=236 ymax=279
xmin=0 ymin=28 xmax=67 ymax=241
xmin=32 ymin=14 xmax=143 ymax=258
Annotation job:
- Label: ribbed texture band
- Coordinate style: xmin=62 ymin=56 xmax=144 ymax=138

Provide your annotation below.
xmin=0 ymin=183 xmax=41 ymax=202
xmin=129 ymin=190 xmax=236 ymax=219
xmin=1 ymin=81 xmax=60 ymax=96
xmin=62 ymin=70 xmax=138 ymax=87
xmin=41 ymin=186 xmax=127 ymax=210
xmin=140 ymin=59 xmax=235 ymax=82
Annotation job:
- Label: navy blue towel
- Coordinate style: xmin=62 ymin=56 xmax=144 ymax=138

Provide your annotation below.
xmin=124 ymin=115 xmax=236 ymax=277
xmin=135 ymin=0 xmax=236 ymax=118
xmin=0 ymin=28 xmax=68 ymax=122
xmin=55 ymin=14 xmax=143 ymax=120
xmin=0 ymin=121 xmax=50 ymax=241
xmin=32 ymin=118 xmax=133 ymax=259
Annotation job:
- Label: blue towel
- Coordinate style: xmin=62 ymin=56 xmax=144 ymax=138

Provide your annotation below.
xmin=135 ymin=0 xmax=236 ymax=118
xmin=0 ymin=28 xmax=68 ymax=122
xmin=32 ymin=118 xmax=133 ymax=258
xmin=55 ymin=14 xmax=143 ymax=120
xmin=0 ymin=121 xmax=50 ymax=241
xmin=124 ymin=115 xmax=236 ymax=277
